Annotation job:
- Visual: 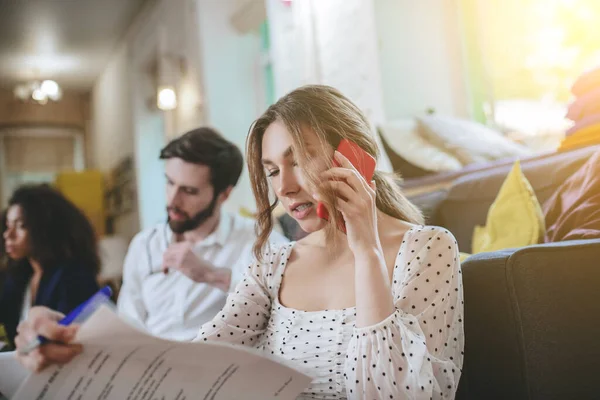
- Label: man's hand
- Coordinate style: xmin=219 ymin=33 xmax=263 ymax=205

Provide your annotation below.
xmin=14 ymin=307 xmax=82 ymax=373
xmin=162 ymin=242 xmax=232 ymax=291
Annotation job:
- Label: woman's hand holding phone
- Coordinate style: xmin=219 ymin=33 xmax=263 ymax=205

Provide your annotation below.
xmin=316 ymin=150 xmax=381 ymax=255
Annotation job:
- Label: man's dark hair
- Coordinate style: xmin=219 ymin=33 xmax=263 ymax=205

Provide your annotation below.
xmin=159 ymin=127 xmax=243 ymax=195
xmin=0 ymin=184 xmax=100 ymax=275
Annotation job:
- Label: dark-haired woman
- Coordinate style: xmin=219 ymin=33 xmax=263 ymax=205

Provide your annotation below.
xmin=0 ymin=185 xmax=100 ymax=347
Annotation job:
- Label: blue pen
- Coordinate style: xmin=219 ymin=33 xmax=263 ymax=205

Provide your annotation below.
xmin=18 ymin=286 xmax=113 ymax=355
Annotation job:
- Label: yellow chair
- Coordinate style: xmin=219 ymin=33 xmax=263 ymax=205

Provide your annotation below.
xmin=55 ymin=170 xmax=105 ymax=237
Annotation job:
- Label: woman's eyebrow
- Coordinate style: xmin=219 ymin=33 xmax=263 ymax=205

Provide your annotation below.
xmin=261 ymin=146 xmax=293 ymax=165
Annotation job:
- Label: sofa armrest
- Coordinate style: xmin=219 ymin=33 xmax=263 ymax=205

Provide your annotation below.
xmin=463 ymin=238 xmax=600 ymax=264
xmin=458 ymin=239 xmax=600 ymax=400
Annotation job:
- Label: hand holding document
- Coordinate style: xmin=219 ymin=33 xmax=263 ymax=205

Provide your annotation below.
xmin=0 ymin=306 xmax=311 ymax=400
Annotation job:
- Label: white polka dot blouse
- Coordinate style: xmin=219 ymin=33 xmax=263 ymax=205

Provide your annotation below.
xmin=195 ymin=225 xmax=464 ymax=399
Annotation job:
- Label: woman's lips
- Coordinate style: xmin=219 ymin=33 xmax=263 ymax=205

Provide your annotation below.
xmin=291 ymin=202 xmax=314 ymax=220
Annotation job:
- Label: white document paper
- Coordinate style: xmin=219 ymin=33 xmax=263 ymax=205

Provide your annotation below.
xmin=0 ymin=351 xmax=28 ymax=398
xmin=4 ymin=306 xmax=311 ymax=400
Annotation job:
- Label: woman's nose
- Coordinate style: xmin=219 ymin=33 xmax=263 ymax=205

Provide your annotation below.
xmin=277 ymin=168 xmax=300 ymax=197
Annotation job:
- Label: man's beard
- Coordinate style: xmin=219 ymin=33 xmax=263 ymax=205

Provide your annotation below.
xmin=167 ymin=194 xmax=219 ymax=234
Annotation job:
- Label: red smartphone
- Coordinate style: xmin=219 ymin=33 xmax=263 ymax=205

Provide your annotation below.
xmin=316 ymin=139 xmax=377 ymax=232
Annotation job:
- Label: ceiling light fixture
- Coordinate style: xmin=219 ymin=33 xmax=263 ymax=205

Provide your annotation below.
xmin=40 ymin=80 xmax=60 ymax=99
xmin=13 ymin=79 xmax=63 ymax=104
xmin=157 ymin=85 xmax=177 ymax=111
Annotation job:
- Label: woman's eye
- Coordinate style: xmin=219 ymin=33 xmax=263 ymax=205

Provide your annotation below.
xmin=266 ymin=170 xmax=279 ymax=177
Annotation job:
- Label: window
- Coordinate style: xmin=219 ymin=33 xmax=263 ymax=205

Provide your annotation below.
xmin=461 ymin=0 xmax=600 ymax=149
xmin=0 ymin=127 xmax=84 ymax=206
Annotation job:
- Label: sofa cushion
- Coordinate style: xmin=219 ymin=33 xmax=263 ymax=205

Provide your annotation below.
xmin=437 ymin=145 xmax=599 ymax=253
xmin=404 ymin=187 xmax=448 ymax=224
xmin=472 ymin=161 xmax=544 ymax=254
xmin=457 ymin=248 xmax=527 ymax=400
xmin=458 ymin=239 xmax=600 ymax=400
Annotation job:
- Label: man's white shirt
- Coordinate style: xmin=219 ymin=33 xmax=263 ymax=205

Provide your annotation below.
xmin=117 ymin=212 xmax=288 ymax=341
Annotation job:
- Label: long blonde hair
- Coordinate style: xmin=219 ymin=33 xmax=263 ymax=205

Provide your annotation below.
xmin=247 ymin=85 xmax=423 ymax=260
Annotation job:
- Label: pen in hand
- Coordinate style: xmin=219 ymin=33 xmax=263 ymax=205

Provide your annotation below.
xmin=18 ymin=286 xmax=113 ymax=355
xmin=162 ymin=233 xmax=184 ymax=274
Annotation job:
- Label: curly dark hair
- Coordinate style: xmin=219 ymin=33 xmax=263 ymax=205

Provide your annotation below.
xmin=0 ymin=184 xmax=100 ymax=276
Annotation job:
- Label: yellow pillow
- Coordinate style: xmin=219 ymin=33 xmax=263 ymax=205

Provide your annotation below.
xmin=472 ymin=161 xmax=545 ymax=254
xmin=239 ymin=207 xmax=256 ymax=219
xmin=459 ymin=252 xmax=471 ymax=263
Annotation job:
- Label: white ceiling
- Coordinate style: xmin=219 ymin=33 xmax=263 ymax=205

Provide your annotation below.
xmin=0 ymin=0 xmax=147 ymax=91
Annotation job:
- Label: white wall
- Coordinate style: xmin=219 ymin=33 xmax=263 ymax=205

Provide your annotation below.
xmin=312 ymin=0 xmax=388 ymax=124
xmin=90 ymin=0 xmax=206 ymax=238
xmin=267 ymin=0 xmax=468 ymax=123
xmin=265 ymin=0 xmax=393 ymax=172
xmin=89 ymin=41 xmax=140 ymax=239
xmin=90 ymin=42 xmax=134 ymax=173
xmin=266 ymin=0 xmax=385 ymax=122
xmin=374 ymin=0 xmax=468 ymax=119
xmin=134 ymin=112 xmax=167 ymax=230
xmin=173 ymin=0 xmax=206 ymax=135
xmin=263 ymin=0 xmax=299 ymax=98
xmin=91 ymin=0 xmax=261 ymax=228
xmin=196 ymin=0 xmax=263 ymax=214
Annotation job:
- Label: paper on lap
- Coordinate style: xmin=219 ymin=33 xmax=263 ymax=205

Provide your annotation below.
xmin=0 ymin=351 xmax=28 ymax=399
xmin=2 ymin=306 xmax=310 ymax=400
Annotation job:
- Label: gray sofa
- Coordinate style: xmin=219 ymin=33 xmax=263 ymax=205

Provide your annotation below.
xmin=407 ymin=145 xmax=600 ymax=253
xmin=457 ymin=239 xmax=600 ymax=400
xmin=405 ymin=145 xmax=600 ymax=399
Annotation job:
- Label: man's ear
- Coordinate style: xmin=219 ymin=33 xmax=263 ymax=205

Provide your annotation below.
xmin=217 ymin=186 xmax=234 ymax=203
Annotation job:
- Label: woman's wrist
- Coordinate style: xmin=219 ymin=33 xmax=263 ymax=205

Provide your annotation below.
xmin=352 ymin=244 xmax=385 ymax=268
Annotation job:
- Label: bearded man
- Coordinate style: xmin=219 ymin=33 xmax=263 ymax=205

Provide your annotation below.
xmin=117 ymin=127 xmax=287 ymax=341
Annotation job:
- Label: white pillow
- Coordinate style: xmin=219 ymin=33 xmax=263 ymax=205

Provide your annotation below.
xmin=379 ymin=120 xmax=463 ymax=172
xmin=417 ymin=115 xmax=532 ymax=165
xmin=369 ymin=120 xmax=394 ymax=173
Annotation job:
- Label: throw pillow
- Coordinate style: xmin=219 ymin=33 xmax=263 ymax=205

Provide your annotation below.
xmin=416 ymin=115 xmax=532 ymax=165
xmin=559 ymin=126 xmax=600 ymax=152
xmin=543 ymin=149 xmax=600 ymax=242
xmin=378 ymin=120 xmax=463 ymax=172
xmin=566 ymin=87 xmax=600 ymax=121
xmin=566 ymin=114 xmax=600 ymax=136
xmin=472 ymin=161 xmax=545 ymax=253
xmin=571 ymin=66 xmax=600 ymax=97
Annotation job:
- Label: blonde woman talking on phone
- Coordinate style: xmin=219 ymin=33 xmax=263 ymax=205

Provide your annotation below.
xmin=15 ymin=85 xmax=464 ymax=400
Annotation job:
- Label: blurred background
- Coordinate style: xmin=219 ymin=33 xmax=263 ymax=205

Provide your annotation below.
xmin=0 ymin=0 xmax=598 ymax=281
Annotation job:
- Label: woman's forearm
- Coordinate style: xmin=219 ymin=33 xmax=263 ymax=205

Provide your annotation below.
xmin=353 ymin=248 xmax=395 ymax=328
